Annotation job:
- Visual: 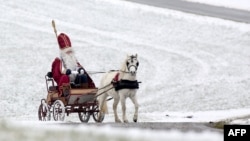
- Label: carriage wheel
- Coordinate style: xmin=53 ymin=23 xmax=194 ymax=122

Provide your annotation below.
xmin=78 ymin=107 xmax=91 ymax=123
xmin=52 ymin=100 xmax=65 ymax=121
xmin=38 ymin=99 xmax=51 ymax=121
xmin=92 ymin=105 xmax=104 ymax=123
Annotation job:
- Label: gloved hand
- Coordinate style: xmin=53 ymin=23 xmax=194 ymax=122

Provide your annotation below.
xmin=78 ymin=68 xmax=85 ymax=74
xmin=66 ymin=69 xmax=71 ymax=75
xmin=47 ymin=72 xmax=53 ymax=78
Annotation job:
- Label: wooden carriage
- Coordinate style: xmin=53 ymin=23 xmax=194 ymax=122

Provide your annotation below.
xmin=38 ymin=74 xmax=104 ymax=123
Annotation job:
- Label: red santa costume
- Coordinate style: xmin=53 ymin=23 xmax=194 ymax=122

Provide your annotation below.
xmin=51 ymin=33 xmax=95 ymax=93
xmin=51 ymin=57 xmax=70 ymax=93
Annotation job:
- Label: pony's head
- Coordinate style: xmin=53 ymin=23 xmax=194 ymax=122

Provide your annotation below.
xmin=122 ymin=54 xmax=139 ymax=75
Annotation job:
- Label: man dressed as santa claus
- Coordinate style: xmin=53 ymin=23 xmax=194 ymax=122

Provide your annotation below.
xmin=50 ymin=33 xmax=95 ymax=96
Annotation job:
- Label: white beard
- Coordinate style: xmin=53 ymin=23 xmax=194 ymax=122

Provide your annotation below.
xmin=60 ymin=48 xmax=80 ymax=82
xmin=60 ymin=48 xmax=78 ymax=71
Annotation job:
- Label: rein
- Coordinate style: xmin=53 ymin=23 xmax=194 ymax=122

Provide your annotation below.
xmin=94 ymin=83 xmax=114 ymax=98
xmin=86 ymin=71 xmax=107 ymax=75
xmin=87 ymin=70 xmax=133 ymax=75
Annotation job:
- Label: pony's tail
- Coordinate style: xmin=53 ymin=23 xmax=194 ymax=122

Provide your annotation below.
xmin=96 ymin=91 xmax=109 ymax=114
xmin=101 ymin=100 xmax=108 ymax=114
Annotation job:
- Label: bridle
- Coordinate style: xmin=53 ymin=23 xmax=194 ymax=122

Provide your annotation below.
xmin=125 ymin=55 xmax=139 ymax=74
xmin=127 ymin=63 xmax=139 ymax=71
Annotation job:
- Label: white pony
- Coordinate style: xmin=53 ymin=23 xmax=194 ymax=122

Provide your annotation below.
xmin=97 ymin=54 xmax=140 ymax=123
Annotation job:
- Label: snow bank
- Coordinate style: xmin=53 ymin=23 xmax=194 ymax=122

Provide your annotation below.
xmin=0 ymin=120 xmax=222 ymax=141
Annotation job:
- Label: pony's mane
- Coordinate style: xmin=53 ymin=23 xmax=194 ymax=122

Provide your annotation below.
xmin=120 ymin=59 xmax=127 ymax=72
xmin=118 ymin=56 xmax=129 ymax=80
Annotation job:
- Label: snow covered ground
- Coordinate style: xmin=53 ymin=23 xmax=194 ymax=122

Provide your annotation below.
xmin=0 ymin=0 xmax=250 ymax=140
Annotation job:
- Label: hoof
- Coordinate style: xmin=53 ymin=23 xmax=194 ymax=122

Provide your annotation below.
xmin=124 ymin=120 xmax=129 ymax=123
xmin=133 ymin=119 xmax=137 ymax=122
xmin=115 ymin=119 xmax=122 ymax=123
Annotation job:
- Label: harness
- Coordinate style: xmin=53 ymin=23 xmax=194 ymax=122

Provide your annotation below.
xmin=112 ymin=79 xmax=139 ymax=91
xmin=94 ymin=79 xmax=141 ymax=101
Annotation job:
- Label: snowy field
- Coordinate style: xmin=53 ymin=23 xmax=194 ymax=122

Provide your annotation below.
xmin=0 ymin=0 xmax=250 ymax=140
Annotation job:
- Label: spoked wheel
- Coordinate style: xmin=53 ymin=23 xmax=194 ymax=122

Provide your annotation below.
xmin=52 ymin=100 xmax=65 ymax=121
xmin=38 ymin=99 xmax=51 ymax=121
xmin=92 ymin=104 xmax=104 ymax=123
xmin=78 ymin=107 xmax=91 ymax=123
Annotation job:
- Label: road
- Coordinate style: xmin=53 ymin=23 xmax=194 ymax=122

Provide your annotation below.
xmin=126 ymin=0 xmax=250 ymax=23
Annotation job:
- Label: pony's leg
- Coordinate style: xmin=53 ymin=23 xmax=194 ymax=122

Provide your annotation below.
xmin=113 ymin=95 xmax=121 ymax=123
xmin=130 ymin=95 xmax=139 ymax=122
xmin=120 ymin=95 xmax=128 ymax=123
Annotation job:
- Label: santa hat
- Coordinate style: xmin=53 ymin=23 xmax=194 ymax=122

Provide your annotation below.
xmin=57 ymin=33 xmax=71 ymax=50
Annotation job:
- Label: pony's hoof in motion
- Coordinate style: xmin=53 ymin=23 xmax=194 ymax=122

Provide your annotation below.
xmin=124 ymin=120 xmax=129 ymax=123
xmin=97 ymin=119 xmax=102 ymax=123
xmin=115 ymin=119 xmax=122 ymax=123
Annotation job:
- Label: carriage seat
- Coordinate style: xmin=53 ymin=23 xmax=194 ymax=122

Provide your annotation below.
xmin=46 ymin=71 xmax=88 ymax=90
xmin=46 ymin=72 xmax=58 ymax=91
